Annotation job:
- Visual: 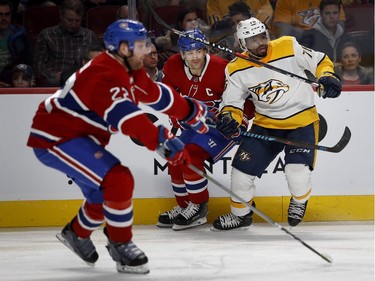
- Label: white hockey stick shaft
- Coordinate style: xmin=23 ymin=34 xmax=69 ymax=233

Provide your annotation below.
xmin=187 ymin=164 xmax=333 ymax=264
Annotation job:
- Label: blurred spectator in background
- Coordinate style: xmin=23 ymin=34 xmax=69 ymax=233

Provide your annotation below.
xmin=300 ymin=0 xmax=352 ymax=63
xmin=272 ymin=0 xmax=346 ymax=40
xmin=59 ymin=44 xmax=104 ymax=86
xmin=116 ymin=4 xmax=129 ymax=20
xmin=10 ymin=63 xmax=35 ymax=87
xmin=0 ymin=0 xmax=32 ymax=87
xmin=143 ymin=43 xmax=162 ymax=82
xmin=116 ymin=4 xmax=139 ymax=21
xmin=210 ymin=1 xmax=254 ymax=60
xmin=155 ymin=7 xmax=208 ymax=64
xmin=33 ymin=0 xmax=99 ymax=86
xmin=334 ymin=41 xmax=374 ymax=85
xmin=206 ymin=0 xmax=273 ymax=27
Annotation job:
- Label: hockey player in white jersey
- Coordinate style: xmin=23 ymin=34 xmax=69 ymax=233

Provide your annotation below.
xmin=212 ymin=18 xmax=342 ymax=230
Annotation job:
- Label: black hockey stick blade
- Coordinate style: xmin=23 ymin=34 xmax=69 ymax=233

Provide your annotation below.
xmin=144 ymin=0 xmax=320 ymax=88
xmin=187 ymin=163 xmax=333 ymax=264
xmin=241 ymin=126 xmax=351 ymax=153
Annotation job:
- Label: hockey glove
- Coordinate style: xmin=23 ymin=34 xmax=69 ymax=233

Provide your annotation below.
xmin=156 ymin=125 xmax=190 ymax=166
xmin=179 ymin=97 xmax=216 ymax=134
xmin=216 ymin=111 xmax=240 ymax=139
xmin=317 ymin=72 xmax=342 ymax=99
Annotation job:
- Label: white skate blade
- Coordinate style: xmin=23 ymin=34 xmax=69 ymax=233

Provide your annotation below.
xmin=172 ymin=217 xmax=207 ymax=231
xmin=56 ymin=233 xmax=95 ymax=266
xmin=116 ymin=262 xmax=150 ymax=274
xmin=156 ymin=222 xmax=173 ymax=228
xmin=210 ymin=224 xmax=251 ymax=231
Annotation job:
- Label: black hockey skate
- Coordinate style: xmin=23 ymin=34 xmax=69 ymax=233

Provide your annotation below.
xmin=56 ymin=223 xmax=98 ymax=265
xmin=172 ymin=201 xmax=208 ymax=231
xmin=157 ymin=205 xmax=185 ymax=228
xmin=211 ymin=201 xmax=255 ymax=231
xmin=288 ymin=197 xmax=308 ymax=226
xmin=104 ymin=228 xmax=149 ymax=274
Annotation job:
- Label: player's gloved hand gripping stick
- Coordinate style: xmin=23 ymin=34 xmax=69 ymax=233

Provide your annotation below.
xmin=156 ymin=125 xmax=190 ymax=166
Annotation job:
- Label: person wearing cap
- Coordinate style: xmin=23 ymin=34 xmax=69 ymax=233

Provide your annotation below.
xmin=11 ymin=63 xmax=35 ymax=87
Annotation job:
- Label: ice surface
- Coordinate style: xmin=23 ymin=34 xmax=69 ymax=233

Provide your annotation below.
xmin=0 ymin=221 xmax=373 ymax=281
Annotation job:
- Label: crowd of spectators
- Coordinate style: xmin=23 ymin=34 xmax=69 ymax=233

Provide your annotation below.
xmin=0 ymin=0 xmax=373 ymax=88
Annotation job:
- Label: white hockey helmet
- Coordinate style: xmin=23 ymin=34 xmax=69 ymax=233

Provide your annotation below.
xmin=237 ymin=18 xmax=269 ymax=52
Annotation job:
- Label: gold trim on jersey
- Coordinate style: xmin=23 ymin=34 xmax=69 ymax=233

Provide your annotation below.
xmin=253 ymin=106 xmax=319 ymax=129
xmin=221 ymin=106 xmax=244 ymax=125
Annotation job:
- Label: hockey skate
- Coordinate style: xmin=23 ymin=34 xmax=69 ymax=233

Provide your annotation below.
xmin=104 ymin=228 xmax=149 ymax=274
xmin=56 ymin=223 xmax=98 ymax=265
xmin=211 ymin=202 xmax=255 ymax=231
xmin=172 ymin=201 xmax=208 ymax=231
xmin=157 ymin=205 xmax=185 ymax=228
xmin=288 ymin=198 xmax=308 ymax=226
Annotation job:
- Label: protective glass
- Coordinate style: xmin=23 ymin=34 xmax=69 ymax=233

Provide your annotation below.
xmin=133 ymin=38 xmax=152 ymax=56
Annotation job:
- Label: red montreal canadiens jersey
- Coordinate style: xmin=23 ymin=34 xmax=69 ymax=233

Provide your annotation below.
xmin=163 ymin=53 xmax=255 ymax=125
xmin=163 ymin=53 xmax=227 ymax=110
xmin=27 ymin=51 xmax=190 ymax=150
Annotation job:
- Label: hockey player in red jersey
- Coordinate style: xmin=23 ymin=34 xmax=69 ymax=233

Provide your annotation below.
xmin=27 ymin=20 xmax=213 ymax=274
xmin=158 ymin=29 xmax=254 ymax=230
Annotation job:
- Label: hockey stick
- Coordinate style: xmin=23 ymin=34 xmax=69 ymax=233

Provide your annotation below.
xmin=144 ymin=0 xmax=320 ymax=88
xmin=187 ymin=164 xmax=333 ymax=264
xmin=241 ymin=126 xmax=351 ymax=153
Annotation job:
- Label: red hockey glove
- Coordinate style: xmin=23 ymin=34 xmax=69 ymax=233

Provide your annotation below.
xmin=179 ymin=97 xmax=216 ymax=134
xmin=156 ymin=125 xmax=190 ymax=166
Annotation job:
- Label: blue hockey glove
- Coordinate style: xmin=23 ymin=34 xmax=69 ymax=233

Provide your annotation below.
xmin=317 ymin=72 xmax=342 ymax=99
xmin=156 ymin=125 xmax=190 ymax=166
xmin=216 ymin=111 xmax=240 ymax=139
xmin=179 ymin=97 xmax=216 ymax=134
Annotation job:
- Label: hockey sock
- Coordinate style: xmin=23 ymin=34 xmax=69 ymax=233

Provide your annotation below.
xmin=71 ymin=201 xmax=104 ymax=238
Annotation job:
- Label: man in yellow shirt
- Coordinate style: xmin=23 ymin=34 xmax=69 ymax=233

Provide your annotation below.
xmin=206 ymin=0 xmax=273 ymax=27
xmin=272 ymin=0 xmax=346 ymax=39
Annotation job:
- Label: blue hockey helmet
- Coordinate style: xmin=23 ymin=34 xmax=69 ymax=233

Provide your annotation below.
xmin=177 ymin=29 xmax=207 ymax=52
xmin=104 ymin=19 xmax=148 ymax=52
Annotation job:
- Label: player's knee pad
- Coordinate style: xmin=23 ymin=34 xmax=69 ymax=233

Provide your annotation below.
xmin=285 ymin=164 xmax=312 ymax=201
xmin=231 ymin=167 xmax=256 ymax=201
xmin=102 ymin=164 xmax=134 ymax=203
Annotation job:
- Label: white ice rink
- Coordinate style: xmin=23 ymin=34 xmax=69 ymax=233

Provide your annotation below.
xmin=0 ymin=221 xmax=373 ymax=281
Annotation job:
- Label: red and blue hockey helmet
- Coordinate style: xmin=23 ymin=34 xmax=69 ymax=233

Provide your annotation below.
xmin=177 ymin=29 xmax=208 ymax=52
xmin=104 ymin=19 xmax=148 ymax=52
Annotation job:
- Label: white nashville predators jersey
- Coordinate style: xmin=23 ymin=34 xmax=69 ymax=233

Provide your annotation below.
xmin=221 ymin=36 xmax=334 ymax=129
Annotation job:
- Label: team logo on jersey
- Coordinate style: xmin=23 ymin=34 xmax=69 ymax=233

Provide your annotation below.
xmin=297 ymin=8 xmax=320 ymax=27
xmin=248 ymin=79 xmax=290 ymax=104
xmin=236 ymin=150 xmax=251 ymax=161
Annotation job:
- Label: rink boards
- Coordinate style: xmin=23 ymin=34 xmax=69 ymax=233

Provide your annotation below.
xmin=0 ymin=88 xmax=373 ymax=226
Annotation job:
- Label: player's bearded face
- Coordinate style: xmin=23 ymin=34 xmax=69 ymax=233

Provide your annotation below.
xmin=182 ymin=49 xmax=207 ymax=70
xmin=245 ymin=32 xmax=269 ymax=58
